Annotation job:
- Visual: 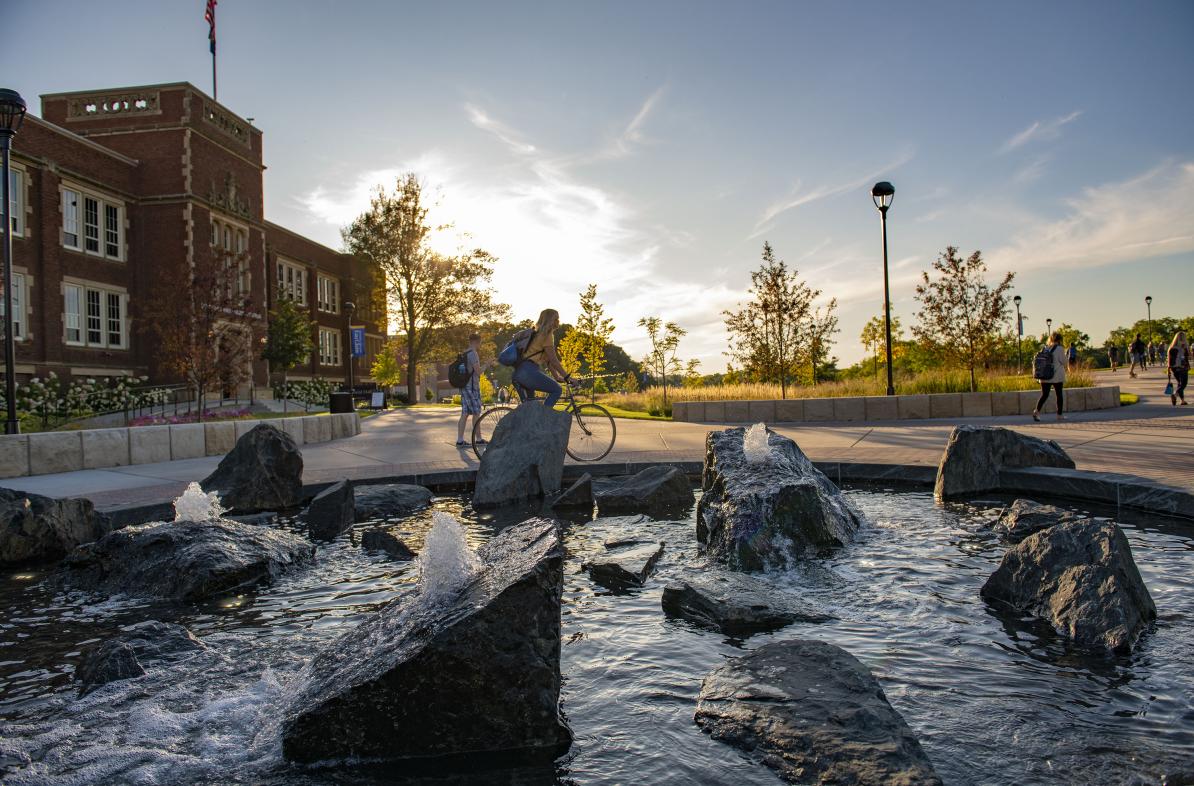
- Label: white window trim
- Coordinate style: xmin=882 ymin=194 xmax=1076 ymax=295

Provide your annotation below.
xmin=318 ymin=327 xmax=341 ymax=366
xmin=317 ymin=274 xmax=340 ymax=314
xmin=211 ymin=214 xmax=251 ymax=297
xmin=1 ymin=271 xmax=28 ymax=341
xmin=276 ymin=258 xmax=308 ymax=306
xmin=63 ymin=279 xmax=128 ymax=349
xmin=61 ymin=182 xmax=124 ymax=261
xmin=5 ymin=165 xmax=26 ymax=238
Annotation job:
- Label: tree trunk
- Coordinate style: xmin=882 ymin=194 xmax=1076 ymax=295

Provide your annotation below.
xmin=405 ymin=333 xmax=418 ymax=404
xmin=282 ymin=370 xmax=288 ymax=413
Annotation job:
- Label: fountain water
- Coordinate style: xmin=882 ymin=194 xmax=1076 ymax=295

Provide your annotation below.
xmin=416 ymin=511 xmax=481 ymax=601
xmin=173 ymin=482 xmax=226 ymax=522
xmin=743 ymin=422 xmax=773 ymax=464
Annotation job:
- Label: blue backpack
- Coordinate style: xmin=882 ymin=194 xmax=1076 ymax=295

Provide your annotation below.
xmin=498 ymin=328 xmax=535 ymax=367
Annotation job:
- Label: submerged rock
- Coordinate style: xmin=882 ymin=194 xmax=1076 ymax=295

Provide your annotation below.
xmin=306 ymin=480 xmax=355 ymax=541
xmin=695 ymin=639 xmax=942 ymax=785
xmin=551 ymin=474 xmax=594 ymax=509
xmin=63 ymin=518 xmax=314 ymax=602
xmin=74 ymin=641 xmax=144 ymax=695
xmin=935 ymin=425 xmax=1074 ymax=499
xmin=981 ymin=519 xmax=1156 ymax=653
xmin=593 ymin=466 xmax=694 ymax=513
xmin=353 ymin=483 xmax=433 ymax=521
xmin=697 ymin=426 xmax=863 ymax=570
xmin=227 ymin=511 xmax=279 ymax=527
xmin=200 ymin=424 xmax=304 ymax=512
xmin=360 ymin=529 xmax=416 ymax=560
xmin=281 ymin=517 xmax=571 ymax=764
xmin=74 ymin=621 xmax=206 ymax=695
xmin=662 ymin=573 xmax=833 ymax=637
xmin=991 ymin=498 xmax=1084 ymax=543
xmin=583 ymin=540 xmax=664 ymax=589
xmin=473 ymin=403 xmax=571 ymax=507
xmin=0 ymin=488 xmax=111 ymax=566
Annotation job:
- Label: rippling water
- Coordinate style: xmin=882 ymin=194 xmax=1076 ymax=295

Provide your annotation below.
xmin=0 ymin=488 xmax=1191 ymax=785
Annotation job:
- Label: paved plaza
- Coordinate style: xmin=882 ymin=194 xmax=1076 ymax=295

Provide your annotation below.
xmin=4 ymin=368 xmax=1190 ymax=511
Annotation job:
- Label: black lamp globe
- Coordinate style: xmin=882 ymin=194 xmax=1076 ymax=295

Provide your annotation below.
xmin=871 ymin=181 xmax=895 ymax=211
xmin=0 ymin=89 xmax=27 ymax=137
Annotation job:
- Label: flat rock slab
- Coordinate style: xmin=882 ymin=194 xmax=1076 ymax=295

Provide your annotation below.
xmin=662 ymin=573 xmax=833 ymax=637
xmin=583 ymin=540 xmax=664 ymax=589
xmin=551 ymin=474 xmax=594 ymax=509
xmin=360 ymin=529 xmax=416 ymax=560
xmin=473 ymin=403 xmax=572 ymax=507
xmin=0 ymin=488 xmax=110 ymax=566
xmin=281 ymin=517 xmax=570 ymax=765
xmin=201 ymin=423 xmax=304 ymax=513
xmin=991 ymin=498 xmax=1084 ymax=543
xmin=935 ymin=425 xmax=1074 ymax=499
xmin=63 ymin=518 xmax=314 ymax=602
xmin=696 ymin=639 xmax=942 ymax=785
xmin=306 ymin=480 xmax=355 ymax=541
xmin=981 ymin=518 xmax=1156 ymax=653
xmin=354 ymin=483 xmax=433 ymax=521
xmin=593 ymin=466 xmax=694 ymax=513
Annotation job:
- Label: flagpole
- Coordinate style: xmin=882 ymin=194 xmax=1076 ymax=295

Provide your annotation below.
xmin=212 ymin=47 xmax=217 ymax=100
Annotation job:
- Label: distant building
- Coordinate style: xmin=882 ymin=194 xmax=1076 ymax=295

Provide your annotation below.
xmin=4 ymin=82 xmax=386 ymax=396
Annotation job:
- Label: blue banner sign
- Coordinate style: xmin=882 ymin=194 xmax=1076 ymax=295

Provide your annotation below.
xmin=350 ymin=326 xmax=366 ymax=358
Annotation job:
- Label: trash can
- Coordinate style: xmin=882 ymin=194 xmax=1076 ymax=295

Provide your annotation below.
xmin=329 ymin=392 xmax=353 ymax=413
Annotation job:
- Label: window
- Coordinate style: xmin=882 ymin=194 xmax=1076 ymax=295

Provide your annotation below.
xmin=2 ymin=169 xmax=24 ymax=236
xmin=63 ymin=189 xmax=79 ymax=248
xmin=0 ymin=273 xmax=26 ymax=340
xmin=317 ymin=274 xmax=339 ymax=314
xmin=318 ymin=328 xmax=341 ymax=366
xmin=64 ymin=283 xmax=126 ymax=348
xmin=277 ymin=259 xmax=306 ymax=305
xmin=83 ymin=196 xmax=100 ymax=253
xmin=104 ymin=204 xmax=120 ymax=257
xmin=211 ymin=217 xmax=250 ymax=297
xmin=62 ymin=186 xmax=122 ymax=259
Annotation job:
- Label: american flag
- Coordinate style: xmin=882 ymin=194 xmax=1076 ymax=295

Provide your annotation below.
xmin=205 ymin=0 xmax=217 ymax=55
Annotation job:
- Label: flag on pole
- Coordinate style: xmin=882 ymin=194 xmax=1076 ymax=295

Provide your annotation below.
xmin=205 ymin=0 xmax=218 ymax=55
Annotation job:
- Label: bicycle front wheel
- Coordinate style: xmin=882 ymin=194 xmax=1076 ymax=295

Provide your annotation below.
xmin=472 ymin=406 xmax=514 ymax=460
xmin=566 ymin=403 xmax=616 ymax=462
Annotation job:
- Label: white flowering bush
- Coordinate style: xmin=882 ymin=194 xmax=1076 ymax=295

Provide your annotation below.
xmin=274 ymin=378 xmax=335 ymax=411
xmin=13 ymin=373 xmax=177 ymax=429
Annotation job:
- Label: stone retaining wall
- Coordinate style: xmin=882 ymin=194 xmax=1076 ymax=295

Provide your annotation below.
xmin=0 ymin=413 xmax=361 ymax=479
xmin=672 ymin=386 xmax=1120 ymax=423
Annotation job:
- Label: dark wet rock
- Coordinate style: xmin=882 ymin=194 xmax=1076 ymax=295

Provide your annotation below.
xmin=935 ymin=425 xmax=1074 ymax=499
xmin=696 ymin=639 xmax=942 ymax=785
xmin=473 ymin=403 xmax=572 ymax=507
xmin=118 ymin=620 xmax=207 ymax=661
xmin=662 ymin=573 xmax=833 ymax=637
xmin=354 ymin=483 xmax=432 ymax=521
xmin=200 ymin=424 xmax=304 ymax=513
xmin=306 ymin=480 xmax=355 ymax=540
xmin=74 ymin=640 xmax=144 ymax=695
xmin=593 ymin=466 xmax=694 ymax=513
xmin=227 ymin=511 xmax=279 ymax=527
xmin=981 ymin=519 xmax=1156 ymax=653
xmin=63 ymin=518 xmax=314 ymax=602
xmin=361 ymin=529 xmax=416 ymax=560
xmin=551 ymin=474 xmax=594 ymax=509
xmin=697 ymin=426 xmax=863 ymax=571
xmin=991 ymin=498 xmax=1084 ymax=543
xmin=281 ymin=517 xmax=570 ymax=764
xmin=583 ymin=540 xmax=664 ymax=589
xmin=0 ymin=489 xmax=111 ymax=566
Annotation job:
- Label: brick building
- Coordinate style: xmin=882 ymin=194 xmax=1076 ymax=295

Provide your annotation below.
xmin=2 ymin=82 xmax=385 ymax=395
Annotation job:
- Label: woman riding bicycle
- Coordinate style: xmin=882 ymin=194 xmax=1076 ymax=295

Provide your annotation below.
xmin=514 ymin=308 xmax=572 ymax=407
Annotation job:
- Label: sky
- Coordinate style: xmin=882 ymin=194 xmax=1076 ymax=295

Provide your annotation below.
xmin=4 ymin=0 xmax=1193 ymax=369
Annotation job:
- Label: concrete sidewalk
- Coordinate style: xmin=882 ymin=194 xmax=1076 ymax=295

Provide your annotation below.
xmin=4 ymin=367 xmax=1190 ymax=511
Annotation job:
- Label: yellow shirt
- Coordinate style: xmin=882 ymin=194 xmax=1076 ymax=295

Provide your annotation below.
xmin=523 ymin=329 xmax=554 ymax=365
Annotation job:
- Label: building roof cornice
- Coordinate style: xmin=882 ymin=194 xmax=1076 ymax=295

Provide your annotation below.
xmin=23 ymin=115 xmax=140 ymax=166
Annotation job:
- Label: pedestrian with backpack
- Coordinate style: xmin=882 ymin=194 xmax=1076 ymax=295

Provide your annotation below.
xmin=498 ymin=309 xmax=571 ymax=407
xmin=452 ymin=332 xmax=484 ymax=447
xmin=1167 ymin=330 xmax=1191 ymax=406
xmin=1032 ymin=331 xmax=1068 ymax=422
xmin=1128 ymin=333 xmax=1146 ymax=378
xmin=1067 ymin=343 xmax=1078 ymax=369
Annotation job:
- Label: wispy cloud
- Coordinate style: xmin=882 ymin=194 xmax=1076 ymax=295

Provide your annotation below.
xmin=1000 ymin=110 xmax=1082 ymax=153
xmin=1012 ymin=154 xmax=1051 ymax=184
xmin=464 ymin=105 xmax=537 ymax=155
xmin=750 ymin=149 xmax=915 ymax=238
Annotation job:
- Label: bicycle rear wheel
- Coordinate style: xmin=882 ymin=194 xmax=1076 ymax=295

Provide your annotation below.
xmin=566 ymin=403 xmax=616 ymax=461
xmin=472 ymin=406 xmax=514 ymax=459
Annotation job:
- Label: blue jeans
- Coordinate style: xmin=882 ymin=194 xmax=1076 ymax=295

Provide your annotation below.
xmin=513 ymin=361 xmax=562 ymax=408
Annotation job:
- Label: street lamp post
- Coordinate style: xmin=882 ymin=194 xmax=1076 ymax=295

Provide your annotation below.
xmin=344 ymin=301 xmax=356 ymax=398
xmin=1013 ymin=295 xmax=1023 ymax=374
xmin=1046 ymin=318 xmax=1052 ymax=340
xmin=1145 ymin=295 xmax=1153 ymax=348
xmin=871 ymin=181 xmax=896 ymax=396
xmin=0 ymin=90 xmax=26 ymax=436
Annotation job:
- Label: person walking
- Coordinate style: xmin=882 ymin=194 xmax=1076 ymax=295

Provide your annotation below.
xmin=453 ymin=332 xmax=484 ymax=447
xmin=512 ymin=308 xmax=571 ymax=407
xmin=1148 ymin=341 xmax=1158 ymax=366
xmin=1107 ymin=343 xmax=1120 ymax=372
xmin=1067 ymin=343 xmax=1078 ymax=370
xmin=1128 ymin=333 xmax=1147 ymax=378
xmin=1033 ymin=331 xmax=1068 ymax=422
xmin=1167 ymin=330 xmax=1191 ymax=406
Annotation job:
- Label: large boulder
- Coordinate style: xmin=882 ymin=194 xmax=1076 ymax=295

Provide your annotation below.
xmin=200 ymin=423 xmax=304 ymax=513
xmin=0 ymin=488 xmax=111 ymax=565
xmin=696 ymin=640 xmax=942 ymax=785
xmin=63 ymin=518 xmax=314 ymax=602
xmin=354 ymin=483 xmax=433 ymax=521
xmin=306 ymin=480 xmax=355 ymax=540
xmin=697 ymin=426 xmax=863 ymax=570
xmin=74 ymin=621 xmax=206 ymax=695
xmin=981 ymin=518 xmax=1156 ymax=652
xmin=991 ymin=498 xmax=1084 ymax=543
xmin=593 ymin=466 xmax=694 ymax=513
xmin=473 ymin=403 xmax=572 ymax=507
xmin=281 ymin=517 xmax=571 ymax=764
xmin=935 ymin=425 xmax=1074 ymax=499
xmin=583 ymin=540 xmax=664 ymax=590
xmin=662 ymin=572 xmax=833 ymax=637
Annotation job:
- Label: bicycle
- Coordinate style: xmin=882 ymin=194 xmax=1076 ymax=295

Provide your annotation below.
xmin=471 ymin=377 xmax=617 ymax=462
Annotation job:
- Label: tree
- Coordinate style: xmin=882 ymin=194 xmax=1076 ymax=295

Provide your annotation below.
xmin=723 ymin=242 xmax=817 ymax=398
xmin=859 ymin=313 xmax=903 ymax=379
xmin=370 ymin=337 xmax=406 ymax=390
xmin=342 ymin=173 xmax=508 ymax=403
xmin=557 ymin=327 xmax=585 ymax=378
xmin=806 ymin=299 xmax=839 ymax=385
xmin=682 ymin=358 xmax=703 ymax=388
xmin=638 ymin=316 xmax=686 ymax=405
xmin=574 ymin=283 xmax=616 ymax=378
xmin=262 ymin=296 xmax=314 ymax=412
xmin=913 ymin=246 xmax=1015 ymax=392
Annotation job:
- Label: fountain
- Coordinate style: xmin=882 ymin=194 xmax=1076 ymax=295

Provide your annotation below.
xmin=743 ymin=422 xmax=772 ymax=464
xmin=173 ymin=482 xmax=225 ymax=522
xmin=416 ymin=511 xmax=481 ymax=601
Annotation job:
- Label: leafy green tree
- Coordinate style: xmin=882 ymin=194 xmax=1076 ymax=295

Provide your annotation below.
xmin=806 ymin=299 xmax=839 ymax=385
xmin=370 ymin=337 xmax=406 ymax=389
xmin=574 ymin=284 xmax=616 ymax=377
xmin=639 ymin=316 xmax=686 ymax=405
xmin=913 ymin=246 xmax=1015 ymax=392
xmin=262 ymin=296 xmax=315 ymax=412
xmin=859 ymin=313 xmax=903 ymax=379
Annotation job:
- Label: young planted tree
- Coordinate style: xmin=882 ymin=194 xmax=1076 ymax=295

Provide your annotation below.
xmin=342 ymin=173 xmax=508 ymax=403
xmin=638 ymin=316 xmax=686 ymax=406
xmin=913 ymin=246 xmax=1015 ymax=392
xmin=806 ymin=299 xmax=840 ymax=385
xmin=859 ymin=313 xmax=903 ymax=379
xmin=723 ymin=242 xmax=817 ymax=398
xmin=574 ymin=283 xmax=615 ymax=378
xmin=262 ymin=296 xmax=314 ymax=412
xmin=370 ymin=337 xmax=406 ymax=391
